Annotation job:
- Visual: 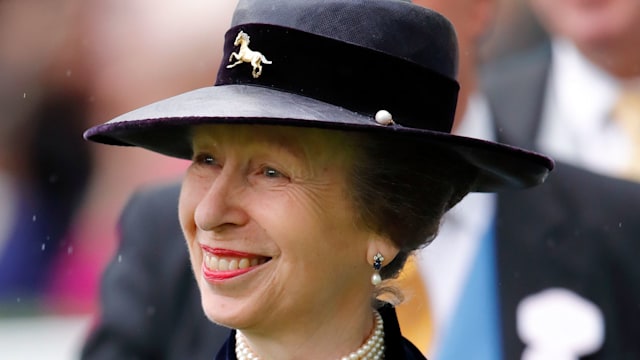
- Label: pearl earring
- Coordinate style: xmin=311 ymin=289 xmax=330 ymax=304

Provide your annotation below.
xmin=371 ymin=252 xmax=384 ymax=285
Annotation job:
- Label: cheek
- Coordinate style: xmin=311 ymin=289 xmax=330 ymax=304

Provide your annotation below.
xmin=279 ymin=188 xmax=366 ymax=262
xmin=179 ymin=179 xmax=207 ymax=280
xmin=178 ymin=176 xmax=203 ymax=242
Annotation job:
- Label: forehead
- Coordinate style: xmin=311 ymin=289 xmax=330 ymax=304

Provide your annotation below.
xmin=191 ymin=124 xmax=357 ymax=162
xmin=194 ymin=124 xmax=303 ymax=146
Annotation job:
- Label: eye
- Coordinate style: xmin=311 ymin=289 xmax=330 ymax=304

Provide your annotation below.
xmin=193 ymin=152 xmax=218 ymax=166
xmin=262 ymin=166 xmax=284 ymax=178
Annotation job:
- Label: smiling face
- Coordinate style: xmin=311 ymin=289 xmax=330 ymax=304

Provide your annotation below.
xmin=179 ymin=124 xmax=392 ymax=334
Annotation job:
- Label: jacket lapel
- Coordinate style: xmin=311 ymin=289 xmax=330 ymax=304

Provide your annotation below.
xmin=482 ymin=43 xmax=551 ymax=151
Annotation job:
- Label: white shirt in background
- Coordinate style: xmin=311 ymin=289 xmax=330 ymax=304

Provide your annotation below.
xmin=537 ymin=38 xmax=640 ymax=176
xmin=418 ymin=93 xmax=497 ymax=357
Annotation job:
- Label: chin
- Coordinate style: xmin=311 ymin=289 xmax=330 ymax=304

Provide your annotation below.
xmin=201 ymin=299 xmax=230 ymax=327
xmin=199 ymin=286 xmax=254 ymax=330
xmin=200 ymin=288 xmax=231 ymax=327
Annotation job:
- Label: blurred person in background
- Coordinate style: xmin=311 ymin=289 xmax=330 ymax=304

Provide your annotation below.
xmin=479 ymin=0 xmax=640 ymax=358
xmin=396 ymin=0 xmax=640 ymax=359
xmin=0 ymin=0 xmax=92 ymax=308
xmin=489 ymin=0 xmax=640 ymax=178
xmin=479 ymin=0 xmax=547 ymax=64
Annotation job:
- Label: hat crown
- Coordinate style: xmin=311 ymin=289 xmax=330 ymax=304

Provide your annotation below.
xmin=230 ymin=0 xmax=459 ymax=80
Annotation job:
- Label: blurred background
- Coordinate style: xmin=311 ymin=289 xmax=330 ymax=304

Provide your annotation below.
xmin=0 ymin=0 xmax=546 ymax=358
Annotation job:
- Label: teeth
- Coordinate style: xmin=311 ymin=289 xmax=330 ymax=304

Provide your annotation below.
xmin=239 ymin=258 xmax=250 ymax=269
xmin=218 ymin=259 xmax=229 ymax=271
xmin=228 ymin=259 xmax=238 ymax=271
xmin=204 ymin=253 xmax=266 ymax=272
xmin=208 ymin=256 xmax=218 ymax=270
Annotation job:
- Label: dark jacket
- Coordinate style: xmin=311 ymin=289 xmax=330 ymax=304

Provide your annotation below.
xmin=485 ymin=44 xmax=640 ymax=359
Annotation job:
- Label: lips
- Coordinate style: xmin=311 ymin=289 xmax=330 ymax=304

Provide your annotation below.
xmin=200 ymin=245 xmax=270 ymax=281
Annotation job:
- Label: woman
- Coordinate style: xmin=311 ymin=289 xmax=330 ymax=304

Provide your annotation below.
xmin=85 ymin=0 xmax=553 ymax=359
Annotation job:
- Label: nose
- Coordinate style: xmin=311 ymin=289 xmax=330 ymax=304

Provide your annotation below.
xmin=193 ymin=165 xmax=250 ymax=232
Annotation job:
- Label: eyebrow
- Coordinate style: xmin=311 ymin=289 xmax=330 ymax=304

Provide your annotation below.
xmin=191 ymin=127 xmax=310 ymax=163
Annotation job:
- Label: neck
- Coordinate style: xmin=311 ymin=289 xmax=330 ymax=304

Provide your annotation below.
xmin=237 ymin=306 xmax=378 ymax=360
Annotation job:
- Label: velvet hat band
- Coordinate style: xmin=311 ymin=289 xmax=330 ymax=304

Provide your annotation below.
xmin=216 ymin=24 xmax=459 ymax=133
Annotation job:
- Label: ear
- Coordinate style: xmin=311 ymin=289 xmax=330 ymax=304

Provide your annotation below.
xmin=366 ymin=233 xmax=400 ymax=267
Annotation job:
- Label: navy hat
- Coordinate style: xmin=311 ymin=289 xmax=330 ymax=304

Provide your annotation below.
xmin=84 ymin=0 xmax=553 ymax=191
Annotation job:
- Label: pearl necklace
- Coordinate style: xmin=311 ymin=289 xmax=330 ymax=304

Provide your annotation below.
xmin=235 ymin=310 xmax=385 ymax=360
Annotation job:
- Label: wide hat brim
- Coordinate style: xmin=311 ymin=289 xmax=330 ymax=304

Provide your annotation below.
xmin=84 ymin=83 xmax=553 ymax=192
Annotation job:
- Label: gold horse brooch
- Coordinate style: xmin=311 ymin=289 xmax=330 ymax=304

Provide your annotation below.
xmin=227 ymin=31 xmax=272 ymax=78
